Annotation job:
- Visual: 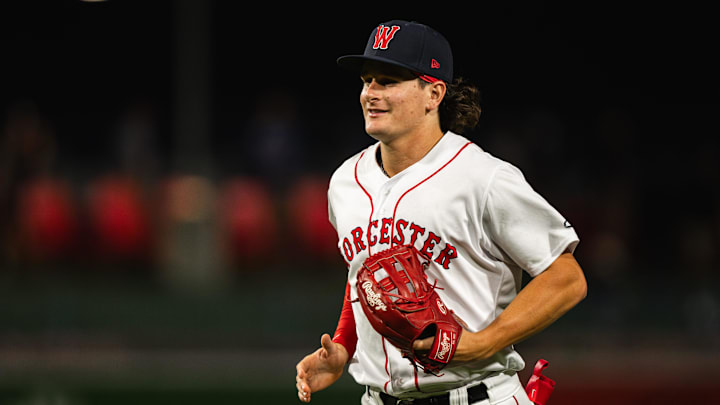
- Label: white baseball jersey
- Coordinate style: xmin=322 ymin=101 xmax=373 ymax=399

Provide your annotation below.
xmin=327 ymin=131 xmax=579 ymax=397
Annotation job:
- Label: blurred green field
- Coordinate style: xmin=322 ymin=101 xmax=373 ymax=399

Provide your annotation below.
xmin=0 ymin=386 xmax=365 ymax=405
xmin=1 ymin=271 xmax=718 ymax=405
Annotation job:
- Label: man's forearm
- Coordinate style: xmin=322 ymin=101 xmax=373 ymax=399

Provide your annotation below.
xmin=467 ymin=253 xmax=587 ymax=359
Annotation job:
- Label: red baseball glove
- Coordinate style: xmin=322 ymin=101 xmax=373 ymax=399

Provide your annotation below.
xmin=356 ymin=244 xmax=462 ymax=374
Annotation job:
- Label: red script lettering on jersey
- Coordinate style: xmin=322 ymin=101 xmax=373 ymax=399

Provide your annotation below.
xmin=340 ymin=218 xmax=458 ymax=270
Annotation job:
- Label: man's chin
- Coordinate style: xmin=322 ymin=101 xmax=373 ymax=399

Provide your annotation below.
xmin=365 ymin=126 xmax=389 ymax=141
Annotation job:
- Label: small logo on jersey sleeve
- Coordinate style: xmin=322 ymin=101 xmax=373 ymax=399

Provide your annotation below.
xmin=563 ymin=220 xmax=573 ymax=228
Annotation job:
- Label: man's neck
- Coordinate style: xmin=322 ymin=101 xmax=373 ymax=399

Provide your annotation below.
xmin=378 ymin=129 xmax=445 ymax=177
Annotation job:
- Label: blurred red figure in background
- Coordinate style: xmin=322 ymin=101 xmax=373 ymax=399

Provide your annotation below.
xmin=16 ymin=177 xmax=78 ymax=261
xmin=218 ymin=177 xmax=278 ymax=264
xmin=86 ymin=175 xmax=152 ymax=260
xmin=286 ymin=176 xmax=338 ymax=260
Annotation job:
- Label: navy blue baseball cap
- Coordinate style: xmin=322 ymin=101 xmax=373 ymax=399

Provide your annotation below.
xmin=337 ymin=20 xmax=453 ymax=83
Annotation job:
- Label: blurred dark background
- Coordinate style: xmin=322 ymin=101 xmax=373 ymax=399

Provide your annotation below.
xmin=1 ymin=1 xmax=718 ymax=404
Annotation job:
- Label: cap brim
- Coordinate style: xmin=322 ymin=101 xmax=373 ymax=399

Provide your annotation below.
xmin=336 ymin=54 xmax=422 ymax=76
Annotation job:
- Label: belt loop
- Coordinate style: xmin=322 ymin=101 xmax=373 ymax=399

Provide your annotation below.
xmin=449 ymin=385 xmax=468 ymax=405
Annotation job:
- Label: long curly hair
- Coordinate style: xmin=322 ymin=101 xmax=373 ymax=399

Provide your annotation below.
xmin=424 ymin=77 xmax=482 ymax=134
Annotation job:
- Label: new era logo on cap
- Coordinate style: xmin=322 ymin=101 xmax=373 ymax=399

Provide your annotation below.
xmin=431 ymin=59 xmax=440 ymax=69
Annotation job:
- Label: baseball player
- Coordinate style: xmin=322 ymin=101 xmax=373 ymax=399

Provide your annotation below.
xmin=295 ymin=20 xmax=587 ymax=405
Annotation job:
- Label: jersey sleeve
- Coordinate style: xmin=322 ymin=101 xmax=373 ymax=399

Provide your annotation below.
xmin=481 ymin=164 xmax=579 ymax=277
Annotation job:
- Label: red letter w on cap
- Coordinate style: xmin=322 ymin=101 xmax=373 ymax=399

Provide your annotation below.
xmin=373 ymin=25 xmax=400 ymax=50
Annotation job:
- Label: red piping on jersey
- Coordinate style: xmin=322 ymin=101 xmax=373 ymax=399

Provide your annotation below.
xmin=390 ymin=141 xmax=472 ymax=245
xmin=354 ymin=151 xmax=376 ymax=255
xmin=356 ymin=142 xmax=471 ymax=392
xmin=357 ymin=151 xmax=392 ymax=390
xmin=413 ymin=367 xmax=422 ymax=392
xmin=382 ymin=337 xmax=391 ymax=393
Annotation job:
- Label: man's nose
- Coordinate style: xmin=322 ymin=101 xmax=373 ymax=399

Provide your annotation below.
xmin=364 ymin=80 xmax=382 ymax=99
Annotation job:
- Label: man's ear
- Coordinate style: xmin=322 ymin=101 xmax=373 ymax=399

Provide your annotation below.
xmin=426 ymin=81 xmax=447 ymax=112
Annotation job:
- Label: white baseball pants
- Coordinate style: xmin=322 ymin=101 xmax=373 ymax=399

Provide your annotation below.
xmin=362 ymin=372 xmax=534 ymax=405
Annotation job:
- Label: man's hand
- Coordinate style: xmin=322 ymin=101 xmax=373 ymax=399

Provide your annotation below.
xmin=295 ymin=333 xmax=349 ymax=403
xmin=414 ymin=253 xmax=586 ymax=364
xmin=413 ymin=328 xmax=494 ymax=363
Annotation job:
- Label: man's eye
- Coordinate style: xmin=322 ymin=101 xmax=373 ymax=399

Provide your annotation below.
xmin=360 ymin=76 xmax=397 ymax=86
